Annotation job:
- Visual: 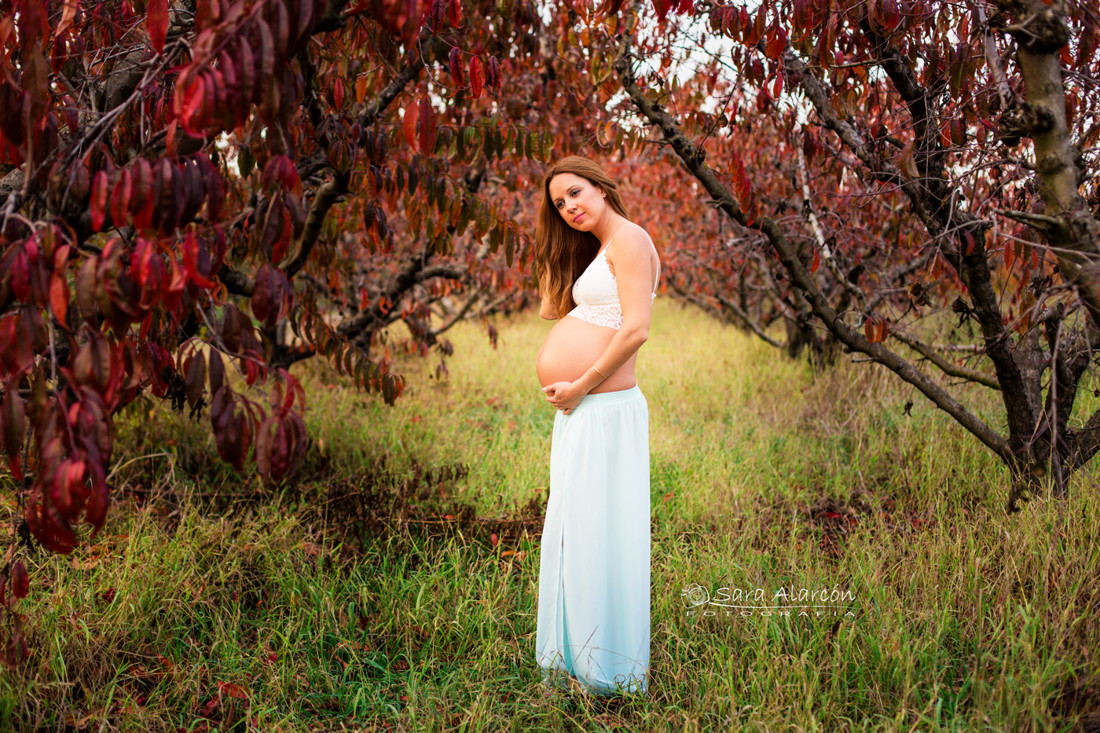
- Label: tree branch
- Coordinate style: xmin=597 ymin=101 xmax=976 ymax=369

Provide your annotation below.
xmin=667 ymin=275 xmax=784 ymax=348
xmin=218 ymin=58 xmax=423 ymax=294
xmin=787 ymin=30 xmax=1036 ymax=451
xmin=1073 ymin=407 xmax=1100 ymax=468
xmin=890 ymin=330 xmax=1001 ymax=390
xmin=796 ymin=141 xmax=870 ymax=314
xmin=614 ymin=34 xmax=1011 ymax=461
xmin=998 ymin=0 xmax=1100 ymax=328
xmin=429 ymin=290 xmax=481 ymax=341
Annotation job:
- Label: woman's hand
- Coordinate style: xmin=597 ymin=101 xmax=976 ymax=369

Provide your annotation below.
xmin=542 ymin=381 xmax=586 ymax=414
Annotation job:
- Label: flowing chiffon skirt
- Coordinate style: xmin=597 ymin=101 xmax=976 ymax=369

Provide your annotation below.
xmin=535 ymin=386 xmax=650 ymax=696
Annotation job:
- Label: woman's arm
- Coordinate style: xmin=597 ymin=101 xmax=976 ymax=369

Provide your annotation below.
xmin=543 ymin=228 xmax=657 ymax=409
xmin=578 ymin=230 xmax=655 ymax=385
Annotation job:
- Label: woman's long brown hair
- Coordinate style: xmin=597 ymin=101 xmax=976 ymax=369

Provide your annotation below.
xmin=535 ymin=156 xmax=630 ymax=318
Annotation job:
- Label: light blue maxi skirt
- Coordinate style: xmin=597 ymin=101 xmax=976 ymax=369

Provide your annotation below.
xmin=535 ymin=385 xmax=650 ymax=697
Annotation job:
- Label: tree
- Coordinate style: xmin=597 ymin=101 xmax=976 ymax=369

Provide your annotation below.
xmin=4 ymin=0 xmax=1097 ymax=667
xmin=570 ymin=0 xmax=1099 ymax=509
xmin=0 ymin=0 xmax=558 ymax=664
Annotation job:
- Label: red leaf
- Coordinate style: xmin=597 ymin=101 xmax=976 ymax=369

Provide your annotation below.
xmin=154 ymin=159 xmax=180 ymax=233
xmin=810 ymin=248 xmax=820 ymax=273
xmin=261 ymin=155 xmax=302 ymax=197
xmin=469 ymin=56 xmax=484 ymax=99
xmin=238 ymin=36 xmax=256 ymax=106
xmin=863 ymin=316 xmax=875 ymax=342
xmin=401 ymin=0 xmax=419 ymax=47
xmin=418 ymin=94 xmax=436 ymax=153
xmin=449 ymin=47 xmax=464 ymax=86
xmin=273 ymin=205 xmax=292 ymax=263
xmin=148 ymin=0 xmax=168 ymax=54
xmin=950 ymin=118 xmax=966 ymax=146
xmin=58 ymin=459 xmax=87 ymax=518
xmin=218 ymin=682 xmax=248 ymax=700
xmin=403 ymin=102 xmax=419 ymax=150
xmin=258 ymin=197 xmax=286 ymax=261
xmin=256 ymin=18 xmax=276 ymax=90
xmin=208 ymin=350 xmax=225 ymax=396
xmin=272 ymin=419 xmax=291 ymax=479
xmin=603 ymin=0 xmax=626 ymax=15
xmin=50 ymin=271 xmax=70 ymax=328
xmin=765 ymin=29 xmax=786 ymax=60
xmin=85 ymin=462 xmax=110 ymax=530
xmin=56 ymin=0 xmax=80 ymax=38
xmin=195 ymin=152 xmax=226 ymax=220
xmin=1 ymin=381 xmax=25 ymax=461
xmin=131 ymin=238 xmax=163 ymax=308
xmin=198 ymin=697 xmax=220 ymax=719
xmin=272 ymin=0 xmax=290 ymax=60
xmin=130 ymin=158 xmax=154 ymax=230
xmin=11 ymin=561 xmax=28 ymax=600
xmin=236 ymin=406 xmax=255 ymax=467
xmin=75 ymin=255 xmax=99 ymax=321
xmin=180 ymin=73 xmax=206 ymax=135
xmin=221 ymin=306 xmax=243 ymax=352
xmin=487 ymin=55 xmax=500 ymax=89
xmin=166 ymin=118 xmax=179 ymax=157
xmin=449 ymin=0 xmax=461 ymax=26
xmin=898 ymin=140 xmax=918 ymax=180
xmin=333 ymin=77 xmax=344 ymax=109
xmin=90 ymin=171 xmax=109 ymax=231
xmin=290 ymin=0 xmax=314 ymax=48
xmin=281 ymin=373 xmax=301 ymax=411
xmin=110 ymin=168 xmax=132 ymax=230
xmin=252 ymin=264 xmax=274 ymax=327
xmin=255 ymin=415 xmax=273 ymax=480
xmin=183 ymin=231 xmax=215 ymax=288
xmin=201 ymin=68 xmax=217 ymax=133
xmin=6 ymin=250 xmax=29 ymax=303
xmin=185 ymin=350 xmax=206 ymax=409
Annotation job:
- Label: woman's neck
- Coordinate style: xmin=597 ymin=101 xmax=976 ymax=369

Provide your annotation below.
xmin=592 ymin=213 xmax=626 ymax=248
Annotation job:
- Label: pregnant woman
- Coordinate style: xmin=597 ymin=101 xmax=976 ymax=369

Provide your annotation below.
xmin=533 ymin=156 xmax=659 ymax=697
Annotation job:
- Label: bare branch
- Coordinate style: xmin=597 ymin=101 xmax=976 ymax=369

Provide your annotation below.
xmin=796 ymin=140 xmax=871 ymax=314
xmin=997 ymin=208 xmax=1069 ymax=233
xmin=614 ymin=34 xmax=1011 ymax=461
xmin=667 ymin=275 xmax=784 ymax=348
xmin=429 ymin=291 xmax=481 ymax=340
xmin=890 ymin=330 xmax=1001 ymax=390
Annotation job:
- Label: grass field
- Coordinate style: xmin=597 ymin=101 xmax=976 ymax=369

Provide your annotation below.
xmin=2 ymin=299 xmax=1099 ymax=731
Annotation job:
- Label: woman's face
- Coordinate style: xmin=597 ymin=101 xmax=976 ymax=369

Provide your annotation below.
xmin=547 ymin=173 xmax=607 ymax=233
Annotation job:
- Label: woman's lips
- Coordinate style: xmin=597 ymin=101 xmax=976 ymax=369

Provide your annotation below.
xmin=573 ymin=213 xmax=585 ymax=224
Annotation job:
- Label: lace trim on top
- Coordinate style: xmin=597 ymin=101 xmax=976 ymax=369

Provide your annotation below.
xmin=566 ymin=248 xmax=658 ymax=331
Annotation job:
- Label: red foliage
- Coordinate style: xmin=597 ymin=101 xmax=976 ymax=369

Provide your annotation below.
xmin=0 ymin=0 xmax=555 ymax=658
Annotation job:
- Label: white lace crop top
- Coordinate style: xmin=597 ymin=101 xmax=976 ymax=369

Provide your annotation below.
xmin=567 ymin=247 xmax=659 ymax=330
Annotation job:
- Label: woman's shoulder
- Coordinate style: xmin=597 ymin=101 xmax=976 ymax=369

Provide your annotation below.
xmin=608 ymin=221 xmax=655 ymax=258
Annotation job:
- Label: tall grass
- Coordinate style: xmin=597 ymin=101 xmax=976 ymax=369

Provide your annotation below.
xmin=1 ymin=300 xmax=1097 ymax=731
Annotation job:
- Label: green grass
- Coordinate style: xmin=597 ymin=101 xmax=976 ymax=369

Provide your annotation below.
xmin=2 ymin=299 xmax=1098 ymax=731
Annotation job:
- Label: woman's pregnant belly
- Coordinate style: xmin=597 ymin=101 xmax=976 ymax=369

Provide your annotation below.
xmin=536 ymin=315 xmax=638 ymax=393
